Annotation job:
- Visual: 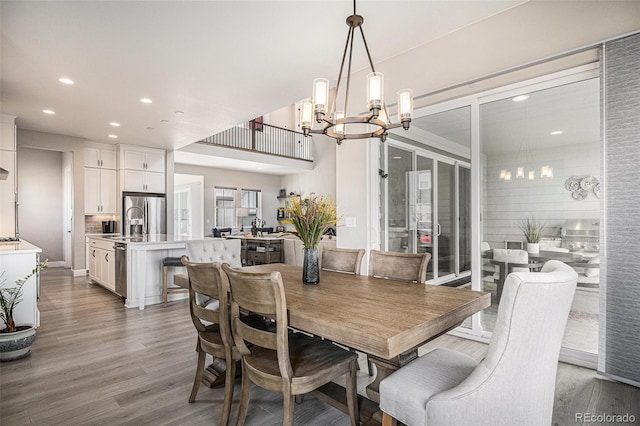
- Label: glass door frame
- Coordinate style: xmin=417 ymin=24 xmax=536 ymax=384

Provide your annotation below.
xmin=378 ymin=63 xmax=601 ymax=368
xmin=381 ymin=139 xmax=471 ymax=284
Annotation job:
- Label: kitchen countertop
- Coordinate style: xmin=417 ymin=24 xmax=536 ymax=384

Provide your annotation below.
xmin=88 ymin=234 xmax=221 ymax=245
xmin=0 ymin=239 xmax=43 ymax=254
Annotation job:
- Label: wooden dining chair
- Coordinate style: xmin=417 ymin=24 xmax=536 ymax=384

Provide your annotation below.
xmin=181 ymin=256 xmax=239 ymax=426
xmin=221 ymin=264 xmax=359 ymax=426
xmin=368 ymin=250 xmax=431 ymax=284
xmin=321 ymin=247 xmax=365 ymax=274
xmin=490 ymin=249 xmax=542 ymax=302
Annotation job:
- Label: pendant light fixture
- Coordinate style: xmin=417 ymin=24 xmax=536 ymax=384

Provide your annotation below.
xmin=300 ymin=0 xmax=413 ymax=144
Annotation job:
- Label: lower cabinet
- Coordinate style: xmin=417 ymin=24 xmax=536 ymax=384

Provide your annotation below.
xmin=88 ymin=239 xmax=116 ymax=292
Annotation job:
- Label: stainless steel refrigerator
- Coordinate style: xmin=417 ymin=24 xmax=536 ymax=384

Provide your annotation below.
xmin=122 ymin=192 xmax=166 ymax=236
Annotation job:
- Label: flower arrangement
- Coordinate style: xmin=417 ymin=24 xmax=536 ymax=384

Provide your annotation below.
xmin=518 ymin=218 xmax=546 ymax=243
xmin=1 ymin=260 xmax=47 ymax=333
xmin=283 ymin=194 xmax=338 ymax=249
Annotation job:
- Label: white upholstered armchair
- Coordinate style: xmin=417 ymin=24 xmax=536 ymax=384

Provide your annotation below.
xmin=380 ymin=260 xmax=578 ymax=426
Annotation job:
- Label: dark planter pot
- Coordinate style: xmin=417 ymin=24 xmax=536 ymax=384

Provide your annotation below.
xmin=0 ymin=325 xmax=36 ymax=362
xmin=302 ymin=248 xmax=320 ymax=285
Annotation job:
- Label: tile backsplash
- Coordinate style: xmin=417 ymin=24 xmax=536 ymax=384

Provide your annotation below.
xmin=85 ymin=215 xmax=119 ymax=234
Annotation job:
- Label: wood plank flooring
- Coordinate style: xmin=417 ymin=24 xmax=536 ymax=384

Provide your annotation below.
xmin=1 ymin=268 xmax=638 ymax=425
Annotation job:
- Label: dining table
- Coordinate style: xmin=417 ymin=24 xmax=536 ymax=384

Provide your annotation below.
xmin=244 ymin=263 xmax=491 ymax=422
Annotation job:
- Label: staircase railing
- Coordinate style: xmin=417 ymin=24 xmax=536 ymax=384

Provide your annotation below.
xmin=197 ymin=120 xmax=313 ymax=162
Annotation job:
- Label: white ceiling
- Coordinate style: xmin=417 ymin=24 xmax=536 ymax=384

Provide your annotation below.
xmin=1 ymin=0 xmax=524 ymax=160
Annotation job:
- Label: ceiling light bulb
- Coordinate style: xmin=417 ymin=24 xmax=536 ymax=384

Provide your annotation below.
xmin=512 ymin=95 xmax=529 ymax=102
xmin=516 ymin=167 xmax=524 ymax=179
xmin=108 ymin=134 xmax=118 ymax=139
xmin=109 ymin=122 xmax=120 ymax=127
xmin=528 ymin=171 xmax=535 ymax=180
xmin=140 ymin=98 xmax=152 ymax=104
xmin=58 ymin=77 xmax=74 ymax=85
xmin=42 ymin=109 xmax=55 ymax=115
xmin=551 ymin=130 xmax=563 ymax=135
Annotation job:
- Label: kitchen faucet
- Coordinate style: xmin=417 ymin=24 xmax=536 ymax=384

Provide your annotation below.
xmin=126 ymin=206 xmax=145 ymax=235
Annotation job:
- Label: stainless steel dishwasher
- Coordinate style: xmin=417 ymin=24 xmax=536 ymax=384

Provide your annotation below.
xmin=114 ymin=242 xmax=127 ymax=301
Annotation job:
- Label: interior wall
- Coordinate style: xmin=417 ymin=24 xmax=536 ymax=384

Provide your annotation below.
xmin=174 ymin=163 xmax=281 ymax=235
xmin=484 ymin=142 xmax=600 ymax=249
xmin=17 ymin=129 xmax=88 ymax=271
xmin=280 ymin=133 xmax=336 ymax=199
xmin=17 ymin=147 xmax=64 ymax=261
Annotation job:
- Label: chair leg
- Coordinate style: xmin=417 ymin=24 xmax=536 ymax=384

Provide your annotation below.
xmin=346 ymin=359 xmax=359 ymax=426
xmin=382 ymin=412 xmax=398 ymax=426
xmin=235 ymin=363 xmax=251 ymax=426
xmin=189 ymin=342 xmax=206 ymax=403
xmin=163 ymin=265 xmax=168 ymax=307
xmin=282 ymin=393 xmax=295 ymax=426
xmin=367 ymin=355 xmax=374 ymax=376
xmin=220 ymin=357 xmax=236 ymax=426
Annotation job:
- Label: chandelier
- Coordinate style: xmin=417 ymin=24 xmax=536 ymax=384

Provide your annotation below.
xmin=299 ymin=0 xmax=413 ymax=144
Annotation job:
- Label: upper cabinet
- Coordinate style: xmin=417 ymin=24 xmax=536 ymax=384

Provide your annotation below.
xmin=119 ymin=145 xmax=165 ymax=193
xmin=85 ymin=147 xmax=116 ymax=169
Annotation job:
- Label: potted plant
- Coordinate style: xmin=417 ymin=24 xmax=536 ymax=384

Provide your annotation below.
xmin=283 ymin=194 xmax=338 ymax=284
xmin=519 ymin=218 xmax=545 ymax=254
xmin=0 ymin=260 xmax=47 ymax=361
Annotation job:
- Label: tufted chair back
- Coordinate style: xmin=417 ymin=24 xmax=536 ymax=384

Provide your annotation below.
xmin=186 ymin=238 xmax=242 ymax=267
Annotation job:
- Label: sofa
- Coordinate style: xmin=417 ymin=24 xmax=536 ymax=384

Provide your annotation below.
xmin=281 ymin=234 xmax=337 ymax=266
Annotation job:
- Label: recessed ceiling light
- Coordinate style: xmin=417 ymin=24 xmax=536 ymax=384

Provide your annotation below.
xmin=140 ymin=98 xmax=153 ymax=104
xmin=512 ymin=95 xmax=529 ymax=102
xmin=174 ymin=110 xmax=184 ymax=115
xmin=109 ymin=122 xmax=120 ymax=127
xmin=146 ymin=127 xmax=154 ymax=130
xmin=551 ymin=130 xmax=563 ymax=135
xmin=58 ymin=77 xmax=74 ymax=85
xmin=108 ymin=134 xmax=118 ymax=139
xmin=160 ymin=119 xmax=169 ymax=123
xmin=42 ymin=109 xmax=55 ymax=115
xmin=392 ymin=156 xmax=402 ymax=159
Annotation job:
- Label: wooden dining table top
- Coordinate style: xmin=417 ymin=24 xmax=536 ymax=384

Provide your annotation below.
xmin=244 ymin=263 xmax=491 ymax=360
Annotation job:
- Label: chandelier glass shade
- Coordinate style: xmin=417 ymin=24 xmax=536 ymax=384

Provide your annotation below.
xmin=300 ymin=0 xmax=413 ymax=144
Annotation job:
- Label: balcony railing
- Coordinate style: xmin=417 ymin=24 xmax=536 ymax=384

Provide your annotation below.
xmin=197 ymin=120 xmax=313 ymax=162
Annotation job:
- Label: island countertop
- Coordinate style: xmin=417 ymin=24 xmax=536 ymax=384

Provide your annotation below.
xmin=89 ymin=234 xmax=217 ymax=245
xmin=0 ymin=239 xmax=43 ymax=254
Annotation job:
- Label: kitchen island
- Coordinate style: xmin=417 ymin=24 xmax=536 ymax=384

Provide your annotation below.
xmin=0 ymin=240 xmax=42 ymax=327
xmin=87 ymin=234 xmax=204 ymax=309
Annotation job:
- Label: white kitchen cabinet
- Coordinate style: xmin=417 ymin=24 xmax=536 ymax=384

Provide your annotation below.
xmin=119 ymin=145 xmax=165 ymax=193
xmin=122 ymin=169 xmax=164 ymax=193
xmin=122 ymin=146 xmax=165 ymax=173
xmin=88 ymin=238 xmax=115 ymax=292
xmin=85 ymin=168 xmax=117 ymax=214
xmin=0 ymin=241 xmax=42 ymax=328
xmin=85 ymin=147 xmax=116 ymax=169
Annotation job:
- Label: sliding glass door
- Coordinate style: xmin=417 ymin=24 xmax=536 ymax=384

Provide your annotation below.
xmin=381 ymin=144 xmax=470 ymax=283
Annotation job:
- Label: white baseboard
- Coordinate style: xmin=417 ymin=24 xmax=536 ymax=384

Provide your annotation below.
xmin=46 ymin=261 xmax=66 ymax=268
xmin=72 ymin=269 xmax=88 ymax=277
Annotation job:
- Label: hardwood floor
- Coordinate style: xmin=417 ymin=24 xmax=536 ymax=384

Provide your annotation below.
xmin=1 ymin=268 xmax=638 ymax=425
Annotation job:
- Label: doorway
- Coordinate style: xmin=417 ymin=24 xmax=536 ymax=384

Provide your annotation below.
xmin=174 ymin=174 xmax=204 ymax=239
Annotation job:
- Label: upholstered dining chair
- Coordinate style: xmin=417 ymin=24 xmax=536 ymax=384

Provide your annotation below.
xmin=321 ymin=247 xmax=365 ymax=275
xmin=491 ymin=248 xmax=541 ymax=302
xmin=379 ymin=260 xmax=578 ymax=426
xmin=181 ymin=257 xmax=238 ymax=426
xmin=369 ymin=250 xmax=431 ymax=283
xmin=221 ymin=264 xmax=359 ymax=426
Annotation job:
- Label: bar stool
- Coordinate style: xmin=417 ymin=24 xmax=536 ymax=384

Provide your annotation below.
xmin=163 ymin=256 xmax=188 ymax=307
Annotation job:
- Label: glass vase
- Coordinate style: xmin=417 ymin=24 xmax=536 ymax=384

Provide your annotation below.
xmin=302 ymin=248 xmax=320 ymax=285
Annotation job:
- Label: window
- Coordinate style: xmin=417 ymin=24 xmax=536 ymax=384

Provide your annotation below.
xmin=240 ymin=189 xmax=261 ymax=228
xmin=214 ymin=187 xmax=236 ymax=227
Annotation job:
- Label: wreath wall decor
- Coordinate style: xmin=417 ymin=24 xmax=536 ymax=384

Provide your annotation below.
xmin=565 ymin=175 xmax=600 ymax=200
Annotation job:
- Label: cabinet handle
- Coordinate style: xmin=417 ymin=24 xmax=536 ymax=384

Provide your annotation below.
xmin=105 ymin=253 xmax=109 ymax=262
xmin=92 ymin=250 xmax=96 ymax=258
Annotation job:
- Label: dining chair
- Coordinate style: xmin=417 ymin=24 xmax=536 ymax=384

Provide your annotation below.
xmin=321 ymin=247 xmax=365 ymax=275
xmin=490 ymin=248 xmax=541 ymax=302
xmin=221 ymin=264 xmax=359 ymax=426
xmin=379 ymin=260 xmax=578 ymax=426
xmin=368 ymin=250 xmax=431 ymax=283
xmin=181 ymin=256 xmax=238 ymax=426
